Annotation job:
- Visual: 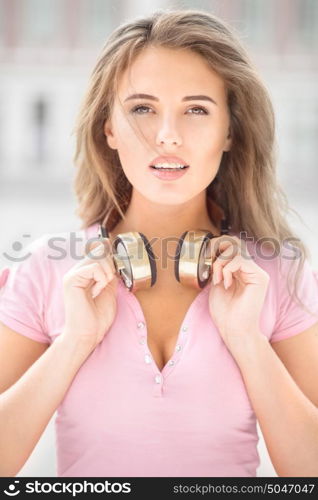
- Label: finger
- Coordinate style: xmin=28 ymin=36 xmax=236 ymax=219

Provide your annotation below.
xmin=88 ymin=241 xmax=117 ymax=276
xmin=64 ymin=263 xmax=110 ymax=302
xmin=221 ymin=255 xmax=243 ymax=289
xmin=80 ymin=261 xmax=117 ymax=300
xmin=86 ymin=238 xmax=112 ymax=258
xmin=86 ymin=240 xmax=111 ymax=262
xmin=73 ymin=241 xmax=116 ymax=278
xmin=81 ymin=240 xmax=118 ymax=296
xmin=91 ymin=278 xmax=108 ymax=299
xmin=75 ymin=240 xmax=111 ymax=265
xmin=212 ymin=244 xmax=241 ymax=285
xmin=222 ymin=255 xmax=267 ymax=289
xmin=208 ymin=235 xmax=250 ymax=263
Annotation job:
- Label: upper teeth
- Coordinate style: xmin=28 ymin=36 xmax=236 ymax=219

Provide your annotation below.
xmin=152 ymin=163 xmax=187 ymax=169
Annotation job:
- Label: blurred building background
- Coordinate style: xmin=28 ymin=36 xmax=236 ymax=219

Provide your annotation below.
xmin=0 ymin=0 xmax=317 ymax=478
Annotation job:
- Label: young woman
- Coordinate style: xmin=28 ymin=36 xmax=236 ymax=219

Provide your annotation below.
xmin=1 ymin=9 xmax=318 ymax=478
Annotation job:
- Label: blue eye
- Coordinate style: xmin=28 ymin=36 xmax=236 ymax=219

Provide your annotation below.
xmin=130 ymin=105 xmax=209 ymax=115
xmin=131 ymin=105 xmax=152 ymax=114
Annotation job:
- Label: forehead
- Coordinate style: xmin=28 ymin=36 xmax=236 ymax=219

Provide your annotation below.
xmin=117 ymin=45 xmax=226 ymax=99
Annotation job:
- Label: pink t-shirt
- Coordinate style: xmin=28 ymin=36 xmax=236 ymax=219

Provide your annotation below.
xmin=1 ymin=223 xmax=318 ymax=477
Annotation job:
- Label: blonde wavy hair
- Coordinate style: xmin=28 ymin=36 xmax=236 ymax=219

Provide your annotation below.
xmin=73 ymin=8 xmax=316 ymax=313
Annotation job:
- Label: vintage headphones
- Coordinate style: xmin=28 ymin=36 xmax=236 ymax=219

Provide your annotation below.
xmin=97 ymin=199 xmax=230 ymax=293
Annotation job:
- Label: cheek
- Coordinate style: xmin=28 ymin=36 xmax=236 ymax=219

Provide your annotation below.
xmin=194 ymin=162 xmax=221 ymax=185
xmin=116 ymin=117 xmax=152 ymax=155
xmin=116 ymin=117 xmax=136 ymax=143
xmin=120 ymin=163 xmax=147 ymax=191
xmin=186 ymin=123 xmax=227 ymax=149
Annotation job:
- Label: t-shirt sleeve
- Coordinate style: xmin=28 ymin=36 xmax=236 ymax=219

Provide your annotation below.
xmin=0 ymin=234 xmax=51 ymax=344
xmin=270 ymin=255 xmax=318 ymax=343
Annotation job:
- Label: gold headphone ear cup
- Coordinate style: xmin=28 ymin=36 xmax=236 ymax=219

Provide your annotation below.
xmin=113 ymin=235 xmax=134 ymax=291
xmin=175 ymin=230 xmax=214 ymax=289
xmin=138 ymin=232 xmax=157 ymax=286
xmin=113 ymin=231 xmax=156 ymax=292
xmin=174 ymin=231 xmax=188 ymax=283
xmin=197 ymin=233 xmax=214 ymax=288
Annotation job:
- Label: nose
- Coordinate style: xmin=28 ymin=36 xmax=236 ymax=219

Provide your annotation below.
xmin=155 ymin=116 xmax=182 ymax=147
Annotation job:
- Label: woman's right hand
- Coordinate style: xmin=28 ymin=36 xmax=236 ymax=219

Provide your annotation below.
xmin=60 ymin=239 xmax=119 ymax=353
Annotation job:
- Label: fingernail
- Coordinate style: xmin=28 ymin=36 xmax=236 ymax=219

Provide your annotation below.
xmin=90 ymin=244 xmax=105 ymax=257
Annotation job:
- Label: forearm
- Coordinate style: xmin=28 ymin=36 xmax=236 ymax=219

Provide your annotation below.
xmin=229 ymin=334 xmax=318 ymax=477
xmin=0 ymin=334 xmax=91 ymax=477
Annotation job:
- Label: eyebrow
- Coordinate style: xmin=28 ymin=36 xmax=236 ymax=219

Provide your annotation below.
xmin=123 ymin=93 xmax=217 ymax=105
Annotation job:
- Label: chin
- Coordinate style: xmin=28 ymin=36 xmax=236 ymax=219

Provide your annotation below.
xmin=146 ymin=191 xmax=193 ymax=203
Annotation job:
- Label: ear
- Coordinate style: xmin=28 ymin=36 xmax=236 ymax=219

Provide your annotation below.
xmin=223 ymin=129 xmax=232 ymax=152
xmin=104 ymin=119 xmax=117 ymax=150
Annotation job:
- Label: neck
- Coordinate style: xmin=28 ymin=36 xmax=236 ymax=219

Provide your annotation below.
xmin=107 ymin=190 xmax=221 ymax=284
xmin=110 ymin=190 xmax=220 ymax=240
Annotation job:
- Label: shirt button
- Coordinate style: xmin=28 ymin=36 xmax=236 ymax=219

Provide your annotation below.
xmin=155 ymin=374 xmax=162 ymax=384
xmin=139 ymin=337 xmax=146 ymax=345
xmin=176 ymin=344 xmax=182 ymax=351
xmin=182 ymin=325 xmax=188 ymax=332
xmin=145 ymin=354 xmax=152 ymax=364
xmin=137 ymin=321 xmax=145 ymax=329
xmin=168 ymin=360 xmax=175 ymax=366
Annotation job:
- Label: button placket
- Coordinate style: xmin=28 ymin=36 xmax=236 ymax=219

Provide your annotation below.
xmin=123 ymin=280 xmax=211 ymax=398
xmin=161 ymin=323 xmax=190 ymax=381
xmin=124 ymin=283 xmax=208 ymax=397
xmin=137 ymin=322 xmax=151 ymax=365
xmin=144 ymin=353 xmax=152 ymax=364
xmin=136 ymin=317 xmax=191 ymax=382
xmin=153 ymin=373 xmax=163 ymax=397
xmin=125 ymin=275 xmax=209 ymax=373
xmin=134 ymin=313 xmax=188 ymax=394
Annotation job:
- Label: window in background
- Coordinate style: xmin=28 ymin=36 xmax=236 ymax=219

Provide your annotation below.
xmin=166 ymin=0 xmax=220 ymax=15
xmin=79 ymin=0 xmax=121 ymax=46
xmin=0 ymin=99 xmax=2 ymax=173
xmin=297 ymin=0 xmax=318 ymax=48
xmin=240 ymin=0 xmax=274 ymax=49
xmin=21 ymin=0 xmax=61 ymax=47
xmin=32 ymin=97 xmax=49 ymax=167
xmin=290 ymin=98 xmax=318 ymax=188
xmin=0 ymin=0 xmax=3 ymax=47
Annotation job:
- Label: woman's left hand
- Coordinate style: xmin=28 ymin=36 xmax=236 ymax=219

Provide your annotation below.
xmin=207 ymin=235 xmax=270 ymax=352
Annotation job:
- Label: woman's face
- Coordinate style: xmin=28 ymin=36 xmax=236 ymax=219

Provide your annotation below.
xmin=104 ymin=46 xmax=231 ymax=205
